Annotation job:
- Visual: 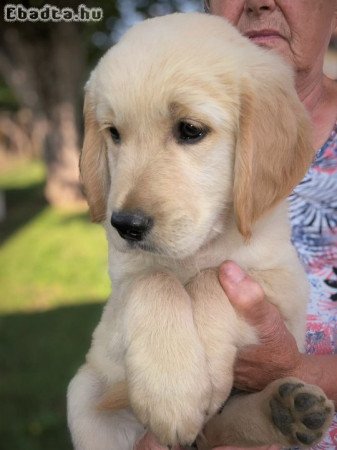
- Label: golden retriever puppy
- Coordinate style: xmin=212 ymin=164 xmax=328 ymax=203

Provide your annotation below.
xmin=67 ymin=12 xmax=334 ymax=450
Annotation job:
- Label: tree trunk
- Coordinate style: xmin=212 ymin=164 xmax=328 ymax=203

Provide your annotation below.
xmin=44 ymin=102 xmax=83 ymax=206
xmin=0 ymin=18 xmax=86 ymax=208
xmin=42 ymin=22 xmax=86 ymax=207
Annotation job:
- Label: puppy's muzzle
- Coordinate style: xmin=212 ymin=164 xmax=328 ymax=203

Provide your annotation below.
xmin=111 ymin=210 xmax=153 ymax=242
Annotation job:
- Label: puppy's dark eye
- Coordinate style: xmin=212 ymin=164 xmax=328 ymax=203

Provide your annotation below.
xmin=177 ymin=121 xmax=206 ymax=144
xmin=109 ymin=127 xmax=121 ymax=144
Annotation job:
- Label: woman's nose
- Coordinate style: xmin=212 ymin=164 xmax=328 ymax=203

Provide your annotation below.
xmin=244 ymin=0 xmax=277 ymax=15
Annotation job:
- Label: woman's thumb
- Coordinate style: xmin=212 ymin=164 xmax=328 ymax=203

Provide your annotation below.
xmin=218 ymin=261 xmax=277 ymax=328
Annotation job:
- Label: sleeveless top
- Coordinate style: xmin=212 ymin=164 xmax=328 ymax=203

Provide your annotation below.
xmin=288 ymin=122 xmax=337 ymax=449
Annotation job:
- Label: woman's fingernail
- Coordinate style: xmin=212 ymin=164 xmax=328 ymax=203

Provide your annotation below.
xmin=220 ymin=262 xmax=245 ymax=284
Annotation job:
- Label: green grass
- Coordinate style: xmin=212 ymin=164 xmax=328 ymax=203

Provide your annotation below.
xmin=0 ymin=160 xmax=110 ymax=312
xmin=0 ymin=207 xmax=110 ymax=312
xmin=0 ymin=160 xmax=110 ymax=449
xmin=0 ymin=304 xmax=102 ymax=450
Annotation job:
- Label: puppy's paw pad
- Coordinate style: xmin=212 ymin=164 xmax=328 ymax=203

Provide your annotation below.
xmin=294 ymin=392 xmax=324 ymax=412
xmin=270 ymin=397 xmax=294 ymax=435
xmin=279 ymin=382 xmax=304 ymax=398
xmin=302 ymin=412 xmax=328 ymax=430
xmin=270 ymin=379 xmax=334 ymax=447
xmin=295 ymin=431 xmax=322 ymax=446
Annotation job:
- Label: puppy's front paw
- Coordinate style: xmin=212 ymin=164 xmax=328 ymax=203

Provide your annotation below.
xmin=129 ymin=371 xmax=211 ymax=446
xmin=270 ymin=378 xmax=334 ymax=447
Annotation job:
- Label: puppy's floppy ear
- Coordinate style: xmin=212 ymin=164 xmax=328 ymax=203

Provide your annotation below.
xmin=233 ymin=76 xmax=314 ymax=239
xmin=80 ymin=91 xmax=110 ymax=223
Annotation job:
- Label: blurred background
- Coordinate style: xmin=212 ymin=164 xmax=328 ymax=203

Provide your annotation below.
xmin=0 ymin=1 xmax=336 ymax=448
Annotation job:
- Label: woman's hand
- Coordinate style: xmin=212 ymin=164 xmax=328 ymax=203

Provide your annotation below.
xmin=213 ymin=446 xmax=280 ymax=450
xmin=212 ymin=261 xmax=298 ymax=449
xmin=218 ymin=260 xmax=302 ymax=391
xmin=134 ymin=432 xmax=183 ymax=450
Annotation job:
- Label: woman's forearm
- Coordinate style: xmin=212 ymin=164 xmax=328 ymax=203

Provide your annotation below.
xmin=294 ymin=354 xmax=337 ymax=406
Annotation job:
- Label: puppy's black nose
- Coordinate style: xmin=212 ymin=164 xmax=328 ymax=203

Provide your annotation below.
xmin=111 ymin=210 xmax=153 ymax=242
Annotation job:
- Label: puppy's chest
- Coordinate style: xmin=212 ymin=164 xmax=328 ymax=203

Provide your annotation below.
xmin=118 ymin=238 xmax=234 ymax=286
xmin=177 ymin=246 xmax=231 ymax=285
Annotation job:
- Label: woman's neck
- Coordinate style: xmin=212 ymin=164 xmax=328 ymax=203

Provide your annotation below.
xmin=296 ymin=71 xmax=337 ymax=150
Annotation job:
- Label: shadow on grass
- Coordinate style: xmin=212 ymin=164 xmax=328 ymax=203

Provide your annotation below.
xmin=0 ymin=302 xmax=104 ymax=450
xmin=0 ymin=179 xmax=93 ymax=246
xmin=0 ymin=181 xmax=47 ymax=245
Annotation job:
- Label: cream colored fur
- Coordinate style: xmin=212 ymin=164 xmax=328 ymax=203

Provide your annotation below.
xmin=67 ymin=12 xmax=318 ymax=449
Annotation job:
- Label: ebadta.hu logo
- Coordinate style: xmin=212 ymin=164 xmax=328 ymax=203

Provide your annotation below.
xmin=4 ymin=3 xmax=103 ymax=22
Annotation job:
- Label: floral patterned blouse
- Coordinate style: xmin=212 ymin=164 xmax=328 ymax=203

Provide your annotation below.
xmin=288 ymin=122 xmax=337 ymax=449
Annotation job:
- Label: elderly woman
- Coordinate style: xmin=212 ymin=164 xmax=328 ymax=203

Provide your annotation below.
xmin=137 ymin=1 xmax=337 ymax=449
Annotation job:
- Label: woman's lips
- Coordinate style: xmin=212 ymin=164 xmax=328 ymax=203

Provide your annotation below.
xmin=245 ymin=30 xmax=285 ymax=45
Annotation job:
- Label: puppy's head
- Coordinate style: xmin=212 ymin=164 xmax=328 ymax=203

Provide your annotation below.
xmin=80 ymin=13 xmax=313 ymax=258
